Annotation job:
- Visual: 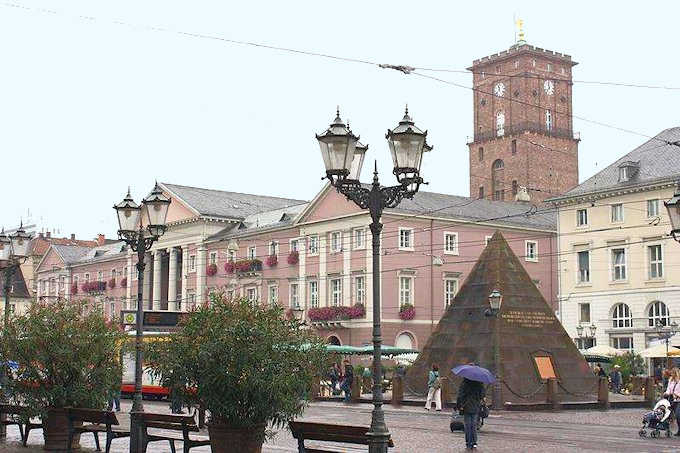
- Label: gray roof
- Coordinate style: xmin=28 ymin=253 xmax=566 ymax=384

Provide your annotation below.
xmin=161 ymin=183 xmax=307 ymax=220
xmin=52 ymin=244 xmax=94 ymax=264
xmin=76 ymin=242 xmax=126 ymax=264
xmin=391 ymin=190 xmax=556 ymax=231
xmin=208 ymin=203 xmax=309 ymax=241
xmin=549 ymin=127 xmax=680 ymax=201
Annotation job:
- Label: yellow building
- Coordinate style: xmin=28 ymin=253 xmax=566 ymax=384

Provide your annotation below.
xmin=548 ymin=128 xmax=680 ymax=355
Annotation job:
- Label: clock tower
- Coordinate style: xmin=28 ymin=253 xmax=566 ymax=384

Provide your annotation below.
xmin=467 ymin=41 xmax=579 ymax=203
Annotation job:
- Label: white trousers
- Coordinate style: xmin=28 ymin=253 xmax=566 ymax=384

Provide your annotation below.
xmin=425 ymin=386 xmax=442 ymax=410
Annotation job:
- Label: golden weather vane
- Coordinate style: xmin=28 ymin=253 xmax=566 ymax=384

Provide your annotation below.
xmin=515 ymin=18 xmax=526 ymax=44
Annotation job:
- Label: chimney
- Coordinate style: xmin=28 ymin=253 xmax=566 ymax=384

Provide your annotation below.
xmin=515 ymin=186 xmax=531 ymax=203
xmin=46 ymin=231 xmax=51 ymax=238
xmin=97 ymin=234 xmax=106 ymax=246
xmin=38 ymin=232 xmax=44 ymax=238
xmin=71 ymin=234 xmax=76 ymax=240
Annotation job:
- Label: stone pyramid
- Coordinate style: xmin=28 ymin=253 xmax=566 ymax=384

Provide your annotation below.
xmin=405 ymin=231 xmax=596 ymax=404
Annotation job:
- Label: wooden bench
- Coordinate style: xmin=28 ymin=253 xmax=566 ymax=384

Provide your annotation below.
xmin=0 ymin=404 xmax=43 ymax=447
xmin=140 ymin=412 xmax=210 ymax=453
xmin=289 ymin=421 xmax=394 ymax=453
xmin=66 ymin=408 xmax=130 ymax=453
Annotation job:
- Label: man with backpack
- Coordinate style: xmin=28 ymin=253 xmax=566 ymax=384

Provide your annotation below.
xmin=424 ymin=363 xmax=442 ymax=411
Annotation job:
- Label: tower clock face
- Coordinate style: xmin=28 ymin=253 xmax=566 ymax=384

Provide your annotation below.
xmin=494 ymin=82 xmax=505 ymax=97
xmin=544 ymin=80 xmax=555 ymax=96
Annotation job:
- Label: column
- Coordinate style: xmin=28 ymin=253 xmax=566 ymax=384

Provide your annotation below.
xmin=153 ymin=250 xmax=162 ymax=310
xmin=126 ymin=251 xmax=133 ymax=308
xmin=46 ymin=278 xmax=50 ymax=300
xmin=143 ymin=252 xmax=152 ymax=310
xmin=196 ymin=246 xmax=207 ymax=305
xmin=298 ymin=238 xmax=306 ymax=309
xmin=343 ymin=231 xmax=351 ymax=306
xmin=180 ymin=245 xmax=189 ymax=311
xmin=168 ymin=247 xmax=178 ymax=311
xmin=64 ymin=273 xmax=71 ymax=300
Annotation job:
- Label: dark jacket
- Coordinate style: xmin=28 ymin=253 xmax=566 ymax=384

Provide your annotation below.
xmin=456 ymin=378 xmax=485 ymax=414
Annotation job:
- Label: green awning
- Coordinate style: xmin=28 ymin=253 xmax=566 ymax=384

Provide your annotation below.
xmin=325 ymin=344 xmax=418 ymax=356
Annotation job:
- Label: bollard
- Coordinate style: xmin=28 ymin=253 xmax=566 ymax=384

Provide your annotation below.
xmin=198 ymin=405 xmax=206 ymax=429
xmin=546 ymin=378 xmax=560 ymax=410
xmin=597 ymin=377 xmax=610 ymax=409
xmin=311 ymin=376 xmax=321 ymax=401
xmin=644 ymin=376 xmax=655 ymax=403
xmin=391 ymin=375 xmax=403 ymax=407
xmin=440 ymin=376 xmax=451 ymax=408
xmin=351 ymin=375 xmax=361 ymax=403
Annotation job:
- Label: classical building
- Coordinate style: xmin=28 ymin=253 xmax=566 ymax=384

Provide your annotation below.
xmin=0 ymin=267 xmax=31 ymax=316
xmin=36 ymin=181 xmax=558 ymax=351
xmin=468 ymin=40 xmax=580 ymax=203
xmin=548 ymin=127 xmax=680 ymax=354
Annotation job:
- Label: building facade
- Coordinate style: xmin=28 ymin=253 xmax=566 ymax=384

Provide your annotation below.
xmin=36 ymin=181 xmax=558 ymax=351
xmin=468 ymin=41 xmax=579 ymax=203
xmin=549 ymin=127 xmax=680 ymax=354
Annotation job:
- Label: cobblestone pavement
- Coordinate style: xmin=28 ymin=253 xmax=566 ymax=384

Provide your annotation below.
xmin=1 ymin=399 xmax=679 ymax=452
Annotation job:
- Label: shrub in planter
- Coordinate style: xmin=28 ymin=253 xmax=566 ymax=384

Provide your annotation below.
xmin=120 ymin=277 xmax=127 ymax=287
xmin=224 ymin=261 xmax=235 ymax=274
xmin=265 ymin=254 xmax=278 ymax=267
xmin=146 ymin=294 xmax=327 ymax=453
xmin=108 ymin=278 xmax=116 ymax=289
xmin=207 ymin=263 xmax=218 ymax=277
xmin=71 ymin=283 xmax=78 ymax=295
xmin=287 ymin=251 xmax=299 ymax=265
xmin=399 ymin=303 xmax=415 ymax=320
xmin=0 ymin=300 xmax=126 ymax=451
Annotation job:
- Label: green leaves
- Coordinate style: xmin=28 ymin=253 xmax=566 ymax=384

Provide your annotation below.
xmin=145 ymin=294 xmax=327 ymax=429
xmin=0 ymin=300 xmax=127 ymax=419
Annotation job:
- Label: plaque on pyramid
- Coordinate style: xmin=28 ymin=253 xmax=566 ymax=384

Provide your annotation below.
xmin=405 ymin=231 xmax=597 ymax=404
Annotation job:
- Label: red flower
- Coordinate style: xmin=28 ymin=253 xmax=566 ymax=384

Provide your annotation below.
xmin=71 ymin=284 xmax=78 ymax=295
xmin=120 ymin=277 xmax=127 ymax=287
xmin=399 ymin=304 xmax=415 ymax=321
xmin=287 ymin=251 xmax=299 ymax=265
xmin=225 ymin=261 xmax=235 ymax=274
xmin=265 ymin=255 xmax=278 ymax=267
xmin=207 ymin=263 xmax=218 ymax=277
xmin=108 ymin=278 xmax=116 ymax=289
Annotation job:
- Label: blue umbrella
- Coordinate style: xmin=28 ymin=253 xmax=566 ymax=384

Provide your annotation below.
xmin=452 ymin=365 xmax=496 ymax=384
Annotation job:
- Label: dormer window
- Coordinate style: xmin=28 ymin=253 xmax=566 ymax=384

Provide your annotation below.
xmin=617 ymin=161 xmax=640 ymax=182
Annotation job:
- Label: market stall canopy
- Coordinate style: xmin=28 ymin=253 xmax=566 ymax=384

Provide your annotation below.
xmin=325 ymin=344 xmax=418 ymax=356
xmin=639 ymin=344 xmax=680 ymax=358
xmin=583 ymin=345 xmax=624 ymax=358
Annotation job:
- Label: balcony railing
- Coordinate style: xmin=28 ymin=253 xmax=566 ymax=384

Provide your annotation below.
xmin=469 ymin=122 xmax=579 ymax=143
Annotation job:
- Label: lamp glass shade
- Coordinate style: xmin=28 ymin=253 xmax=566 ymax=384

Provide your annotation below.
xmin=588 ymin=324 xmax=597 ymax=337
xmin=576 ymin=325 xmax=584 ymax=337
xmin=0 ymin=232 xmax=10 ymax=261
xmin=386 ymin=108 xmax=428 ymax=183
xmin=316 ymin=111 xmax=359 ymax=182
xmin=665 ymin=184 xmax=680 ymax=234
xmin=10 ymin=227 xmax=31 ymax=257
xmin=114 ymin=190 xmax=142 ymax=233
xmin=142 ymin=183 xmax=171 ymax=232
xmin=348 ymin=143 xmax=367 ymax=181
xmin=488 ymin=289 xmax=503 ymax=311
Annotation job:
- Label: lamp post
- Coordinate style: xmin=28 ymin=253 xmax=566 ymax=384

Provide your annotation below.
xmin=655 ymin=319 xmax=679 ymax=368
xmin=484 ymin=289 xmax=503 ymax=410
xmin=0 ymin=223 xmax=30 ymax=439
xmin=664 ymin=182 xmax=680 ymax=242
xmin=576 ymin=323 xmax=597 ymax=349
xmin=316 ymin=107 xmax=431 ymax=453
xmin=113 ymin=184 xmax=170 ymax=453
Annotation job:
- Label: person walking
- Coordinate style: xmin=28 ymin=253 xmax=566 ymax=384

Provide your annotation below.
xmin=665 ymin=367 xmax=680 ymax=436
xmin=340 ymin=360 xmax=354 ymax=403
xmin=597 ymin=363 xmax=606 ymax=378
xmin=424 ymin=363 xmax=442 ymax=411
xmin=456 ymin=377 xmax=486 ymax=450
xmin=610 ymin=365 xmax=623 ymax=394
xmin=329 ymin=363 xmax=340 ymax=394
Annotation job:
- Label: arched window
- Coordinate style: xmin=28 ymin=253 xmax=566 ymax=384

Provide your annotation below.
xmin=648 ymin=301 xmax=669 ymax=327
xmin=545 ymin=109 xmax=553 ymax=131
xmin=395 ymin=332 xmax=415 ymax=350
xmin=327 ymin=335 xmax=341 ymax=346
xmin=496 ymin=111 xmax=505 ymax=136
xmin=612 ymin=303 xmax=632 ymax=328
xmin=492 ymin=159 xmax=505 ymax=200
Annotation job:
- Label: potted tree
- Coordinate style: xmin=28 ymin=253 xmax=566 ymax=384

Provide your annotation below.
xmin=146 ymin=293 xmax=327 ymax=453
xmin=0 ymin=299 xmax=126 ymax=452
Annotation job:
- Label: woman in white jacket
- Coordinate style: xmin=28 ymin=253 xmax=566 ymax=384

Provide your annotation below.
xmin=424 ymin=363 xmax=442 ymax=411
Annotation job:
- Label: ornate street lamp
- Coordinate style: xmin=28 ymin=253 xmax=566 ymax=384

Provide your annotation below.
xmin=665 ymin=182 xmax=680 ymax=242
xmin=114 ymin=184 xmax=170 ymax=453
xmin=576 ymin=323 xmax=597 ymax=350
xmin=483 ymin=288 xmax=504 ymax=409
xmin=317 ymin=107 xmax=431 ymax=453
xmin=655 ymin=319 xmax=679 ymax=368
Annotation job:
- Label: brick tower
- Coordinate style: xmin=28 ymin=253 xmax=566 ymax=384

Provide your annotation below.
xmin=467 ymin=41 xmax=579 ymax=203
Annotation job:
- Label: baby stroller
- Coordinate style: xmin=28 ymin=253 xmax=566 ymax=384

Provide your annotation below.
xmin=639 ymin=395 xmax=672 ymax=438
xmin=450 ymin=399 xmax=490 ymax=432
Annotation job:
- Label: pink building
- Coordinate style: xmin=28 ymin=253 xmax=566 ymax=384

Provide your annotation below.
xmin=35 ymin=182 xmax=557 ymax=351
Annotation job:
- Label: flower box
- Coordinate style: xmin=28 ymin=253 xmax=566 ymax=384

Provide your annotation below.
xmin=108 ymin=278 xmax=116 ymax=289
xmin=265 ymin=255 xmax=278 ymax=267
xmin=399 ymin=303 xmax=415 ymax=321
xmin=233 ymin=259 xmax=263 ymax=273
xmin=71 ymin=284 xmax=78 ymax=295
xmin=207 ymin=263 xmax=218 ymax=277
xmin=120 ymin=277 xmax=127 ymax=288
xmin=82 ymin=281 xmax=107 ymax=294
xmin=287 ymin=251 xmax=299 ymax=265
xmin=308 ymin=304 xmax=366 ymax=322
xmin=224 ymin=261 xmax=235 ymax=274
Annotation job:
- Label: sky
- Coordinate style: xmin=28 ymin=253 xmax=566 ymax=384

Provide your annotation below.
xmin=1 ymin=0 xmax=679 ymax=239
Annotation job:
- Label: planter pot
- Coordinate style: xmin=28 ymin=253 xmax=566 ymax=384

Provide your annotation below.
xmin=208 ymin=422 xmax=265 ymax=453
xmin=43 ymin=408 xmax=81 ymax=452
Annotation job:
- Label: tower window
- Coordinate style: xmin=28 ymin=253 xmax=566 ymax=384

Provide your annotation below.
xmin=532 ymin=59 xmax=536 ymax=67
xmin=547 ymin=63 xmax=553 ymax=72
xmin=514 ymin=60 xmax=519 ymax=69
xmin=492 ymin=159 xmax=504 ymax=170
xmin=496 ymin=111 xmax=505 ymax=137
xmin=512 ymin=180 xmax=518 ymax=195
xmin=496 ymin=65 xmax=501 ymax=73
xmin=478 ymin=147 xmax=484 ymax=162
xmin=511 ymin=139 xmax=517 ymax=155
xmin=478 ymin=186 xmax=484 ymax=199
xmin=561 ymin=67 xmax=565 ymax=75
xmin=491 ymin=159 xmax=504 ymax=201
xmin=545 ymin=110 xmax=553 ymax=131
